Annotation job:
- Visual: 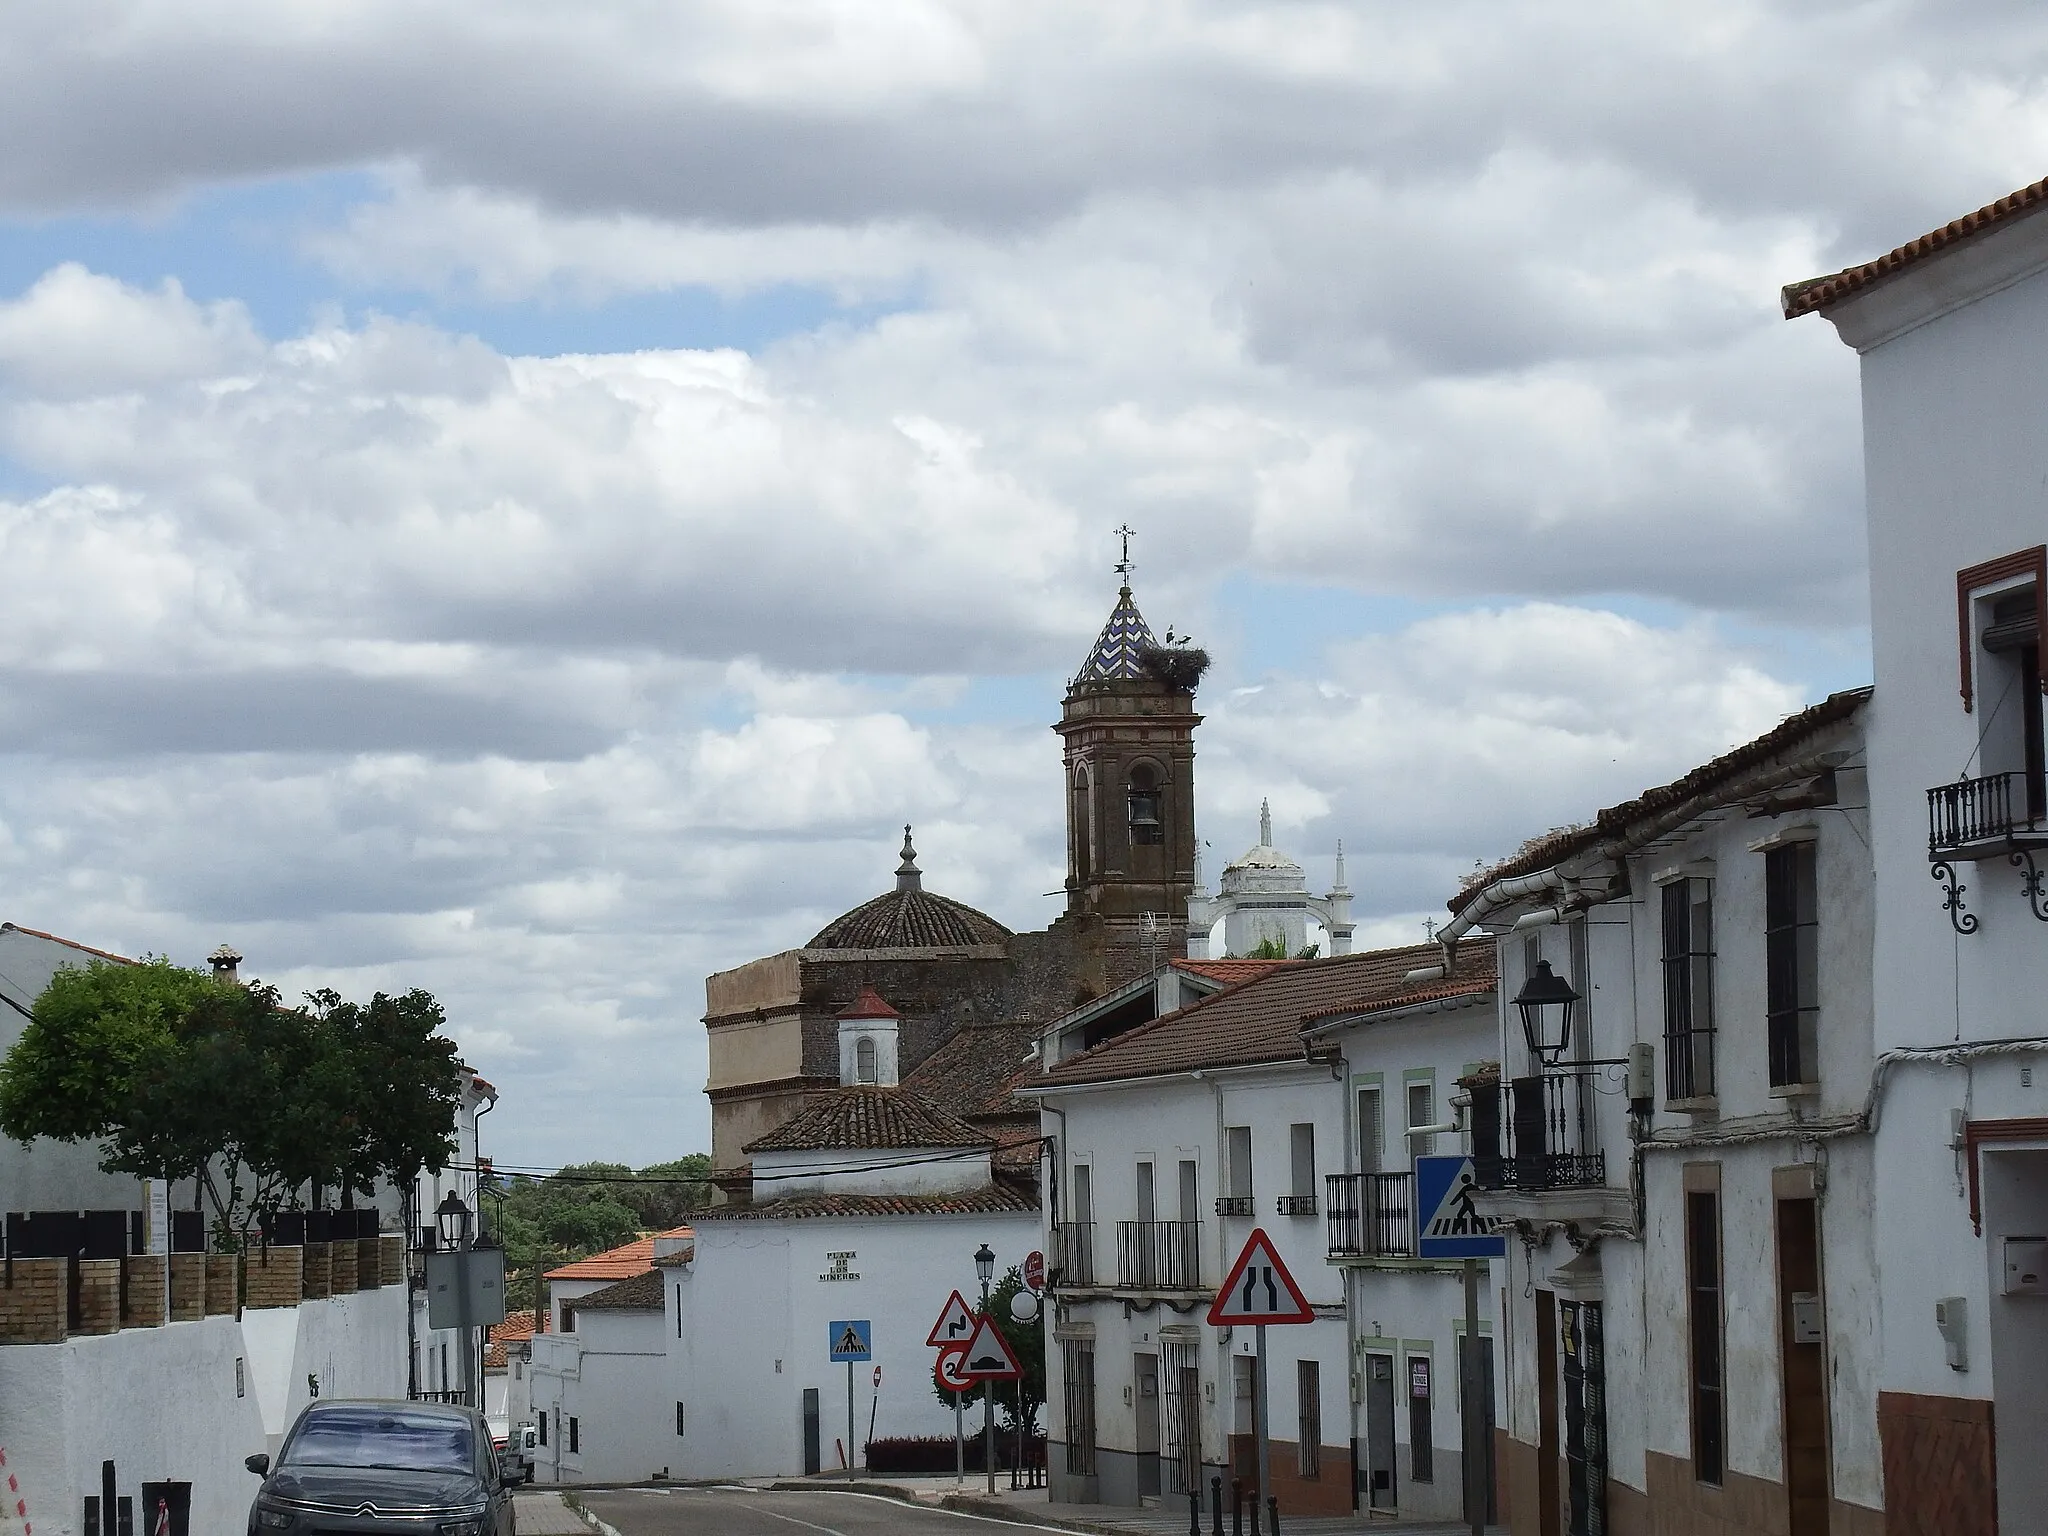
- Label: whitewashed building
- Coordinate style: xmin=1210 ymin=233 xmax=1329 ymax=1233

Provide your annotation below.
xmin=1434 ymin=693 xmax=1879 ymax=1536
xmin=1031 ymin=945 xmax=1501 ymax=1520
xmin=1788 ymin=173 xmax=2048 ymax=1536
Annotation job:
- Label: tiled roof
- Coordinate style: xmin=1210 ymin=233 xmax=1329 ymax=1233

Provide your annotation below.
xmin=807 ymin=889 xmax=1011 ymax=950
xmin=902 ymin=1020 xmax=1040 ymax=1119
xmin=1449 ymin=687 xmax=1871 ymax=915
xmin=485 ymin=1310 xmax=538 ymax=1370
xmin=743 ymin=1087 xmax=995 ymax=1154
xmin=1074 ymin=587 xmax=1159 ymax=683
xmin=838 ymin=985 xmax=900 ymax=1020
xmin=694 ymin=1184 xmax=1038 ymax=1222
xmin=1300 ymin=962 xmax=1499 ymax=1026
xmin=574 ymin=1269 xmax=665 ymax=1312
xmin=1173 ymin=958 xmax=1294 ymax=985
xmin=0 ymin=923 xmax=137 ymax=965
xmin=544 ymin=1225 xmax=695 ymax=1282
xmin=1038 ymin=944 xmax=1464 ymax=1088
xmin=1783 ymin=176 xmax=2048 ymax=317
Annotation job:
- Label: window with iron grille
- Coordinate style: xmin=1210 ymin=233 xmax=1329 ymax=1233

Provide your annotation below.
xmin=1408 ymin=1353 xmax=1433 ymax=1484
xmin=1062 ymin=1340 xmax=1098 ymax=1475
xmin=1356 ymin=1087 xmax=1382 ymax=1173
xmin=1406 ymin=1081 xmax=1436 ymax=1160
xmin=568 ymin=1416 xmax=580 ymax=1455
xmin=538 ymin=1411 xmax=547 ymax=1446
xmin=1765 ymin=843 xmax=1819 ymax=1088
xmin=1296 ymin=1359 xmax=1321 ymax=1478
xmin=1662 ymin=879 xmax=1717 ymax=1101
xmin=1686 ymin=1191 xmax=1724 ymax=1486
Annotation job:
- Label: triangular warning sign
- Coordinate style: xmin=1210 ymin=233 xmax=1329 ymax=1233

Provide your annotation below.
xmin=926 ymin=1289 xmax=976 ymax=1347
xmin=957 ymin=1313 xmax=1023 ymax=1381
xmin=1207 ymin=1227 xmax=1314 ymax=1326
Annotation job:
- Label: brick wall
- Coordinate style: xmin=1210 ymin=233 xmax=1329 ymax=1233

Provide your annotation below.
xmin=204 ymin=1253 xmax=238 ymax=1315
xmin=378 ymin=1232 xmax=404 ymax=1285
xmin=1879 ymin=1390 xmax=1995 ymax=1536
xmin=356 ymin=1236 xmax=382 ymax=1290
xmin=300 ymin=1241 xmax=331 ymax=1299
xmin=74 ymin=1257 xmax=121 ymax=1335
xmin=246 ymin=1247 xmax=303 ymax=1310
xmin=169 ymin=1253 xmax=206 ymax=1321
xmin=327 ymin=1239 xmax=357 ymax=1295
xmin=126 ymin=1254 xmax=168 ymax=1327
xmin=0 ymin=1258 xmax=66 ymax=1343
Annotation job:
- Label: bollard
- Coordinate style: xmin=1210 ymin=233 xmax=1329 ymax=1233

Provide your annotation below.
xmin=1189 ymin=1486 xmax=1201 ymax=1536
xmin=1231 ymin=1478 xmax=1244 ymax=1536
xmin=1266 ymin=1495 xmax=1279 ymax=1535
xmin=1211 ymin=1474 xmax=1224 ymax=1536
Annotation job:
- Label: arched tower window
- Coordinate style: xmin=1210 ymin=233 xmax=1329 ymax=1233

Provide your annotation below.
xmin=855 ymin=1036 xmax=878 ymax=1084
xmin=1073 ymin=766 xmax=1094 ymax=884
xmin=1127 ymin=761 xmax=1164 ymax=845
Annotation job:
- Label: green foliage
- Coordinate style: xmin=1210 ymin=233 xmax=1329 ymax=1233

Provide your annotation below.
xmin=930 ymin=1266 xmax=1046 ymax=1433
xmin=1241 ymin=934 xmax=1291 ymax=960
xmin=0 ymin=959 xmax=463 ymax=1250
xmin=485 ymin=1157 xmax=712 ymax=1318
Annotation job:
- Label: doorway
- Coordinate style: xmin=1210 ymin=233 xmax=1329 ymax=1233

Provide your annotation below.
xmin=1135 ymin=1353 xmax=1162 ymax=1497
xmin=1776 ymin=1198 xmax=1830 ymax=1535
xmin=1459 ymin=1333 xmax=1498 ymax=1525
xmin=1560 ymin=1302 xmax=1607 ymax=1536
xmin=1363 ymin=1351 xmax=1398 ymax=1510
xmin=802 ymin=1387 xmax=821 ymax=1475
xmin=1536 ymin=1290 xmax=1561 ymax=1536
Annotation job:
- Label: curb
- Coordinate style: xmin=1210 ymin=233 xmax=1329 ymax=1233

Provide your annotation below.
xmin=938 ymin=1494 xmax=1137 ymax=1534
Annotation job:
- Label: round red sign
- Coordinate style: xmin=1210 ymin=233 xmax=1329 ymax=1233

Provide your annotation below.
xmin=934 ymin=1341 xmax=972 ymax=1393
xmin=1022 ymin=1249 xmax=1046 ymax=1291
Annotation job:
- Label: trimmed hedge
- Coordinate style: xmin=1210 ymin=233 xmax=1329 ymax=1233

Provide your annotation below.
xmin=865 ymin=1433 xmax=1048 ymax=1476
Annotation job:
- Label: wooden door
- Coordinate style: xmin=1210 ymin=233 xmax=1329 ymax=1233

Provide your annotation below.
xmin=1777 ymin=1198 xmax=1831 ymax=1535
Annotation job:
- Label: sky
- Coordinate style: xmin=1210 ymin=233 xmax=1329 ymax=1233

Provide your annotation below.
xmin=0 ymin=1 xmax=2042 ymax=1170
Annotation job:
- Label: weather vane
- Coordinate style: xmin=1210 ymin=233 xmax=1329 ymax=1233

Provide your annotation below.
xmin=1114 ymin=524 xmax=1136 ymax=585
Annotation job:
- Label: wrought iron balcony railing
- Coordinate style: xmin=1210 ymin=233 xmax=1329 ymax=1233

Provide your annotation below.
xmin=1276 ymin=1193 xmax=1318 ymax=1217
xmin=1325 ymin=1172 xmax=1412 ymax=1258
xmin=1115 ymin=1219 xmax=1202 ymax=1290
xmin=1470 ymin=1072 xmax=1607 ymax=1193
xmin=1050 ymin=1221 xmax=1096 ymax=1287
xmin=1928 ymin=771 xmax=2047 ymax=856
xmin=1213 ymin=1196 xmax=1255 ymax=1218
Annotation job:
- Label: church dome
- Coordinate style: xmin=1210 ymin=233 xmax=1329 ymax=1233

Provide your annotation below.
xmin=807 ymin=827 xmax=1013 ymax=951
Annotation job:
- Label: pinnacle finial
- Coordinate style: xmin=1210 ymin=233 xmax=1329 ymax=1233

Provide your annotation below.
xmin=1259 ymin=798 xmax=1272 ymax=849
xmin=1114 ymin=524 xmax=1136 ymax=589
xmin=895 ymin=824 xmax=923 ymax=893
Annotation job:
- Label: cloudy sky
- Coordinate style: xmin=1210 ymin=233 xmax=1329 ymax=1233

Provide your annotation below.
xmin=0 ymin=2 xmax=2040 ymax=1169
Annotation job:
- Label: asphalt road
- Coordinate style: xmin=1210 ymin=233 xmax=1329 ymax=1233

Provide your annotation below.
xmin=581 ymin=1486 xmax=1068 ymax=1536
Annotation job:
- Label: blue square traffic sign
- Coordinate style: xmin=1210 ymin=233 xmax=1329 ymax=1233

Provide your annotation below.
xmin=1413 ymin=1155 xmax=1506 ymax=1259
xmin=829 ymin=1318 xmax=873 ymax=1361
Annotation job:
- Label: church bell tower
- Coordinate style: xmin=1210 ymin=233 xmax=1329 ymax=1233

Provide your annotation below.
xmin=1055 ymin=532 xmax=1204 ymax=973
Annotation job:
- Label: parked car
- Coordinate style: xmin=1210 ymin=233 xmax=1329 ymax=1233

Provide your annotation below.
xmin=245 ymin=1400 xmax=517 ymax=1534
xmin=493 ymin=1422 xmax=539 ymax=1485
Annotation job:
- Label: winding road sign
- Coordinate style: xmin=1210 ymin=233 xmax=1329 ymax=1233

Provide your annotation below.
xmin=927 ymin=1290 xmax=976 ymax=1347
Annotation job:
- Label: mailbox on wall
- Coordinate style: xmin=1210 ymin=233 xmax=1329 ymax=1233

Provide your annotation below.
xmin=2003 ymin=1236 xmax=2048 ymax=1296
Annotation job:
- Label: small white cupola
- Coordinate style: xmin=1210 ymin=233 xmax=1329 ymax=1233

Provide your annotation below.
xmin=837 ymin=985 xmax=902 ymax=1087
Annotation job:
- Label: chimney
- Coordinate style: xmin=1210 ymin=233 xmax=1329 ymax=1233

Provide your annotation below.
xmin=208 ymin=945 xmax=243 ymax=985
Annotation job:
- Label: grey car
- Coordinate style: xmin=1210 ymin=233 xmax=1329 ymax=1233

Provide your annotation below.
xmin=245 ymin=1400 xmax=517 ymax=1535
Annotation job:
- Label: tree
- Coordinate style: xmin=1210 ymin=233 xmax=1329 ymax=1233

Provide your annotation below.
xmin=302 ymin=988 xmax=463 ymax=1204
xmin=932 ymin=1265 xmax=1046 ymax=1434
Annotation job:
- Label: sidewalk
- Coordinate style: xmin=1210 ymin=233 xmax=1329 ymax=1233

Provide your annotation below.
xmin=513 ymin=1491 xmax=595 ymax=1534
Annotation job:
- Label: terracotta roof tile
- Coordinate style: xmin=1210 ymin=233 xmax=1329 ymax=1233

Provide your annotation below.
xmin=694 ymin=1184 xmax=1037 ymax=1222
xmin=574 ymin=1269 xmax=665 ymax=1311
xmin=1300 ymin=966 xmax=1499 ymax=1025
xmin=1449 ymin=687 xmax=1870 ymax=915
xmin=743 ymin=1086 xmax=994 ymax=1154
xmin=543 ymin=1225 xmax=695 ymax=1282
xmin=0 ymin=923 xmax=137 ymax=965
xmin=485 ymin=1310 xmax=538 ymax=1369
xmin=901 ymin=1020 xmax=1040 ymax=1119
xmin=1784 ymin=176 xmax=2048 ymax=317
xmin=808 ymin=889 xmax=1011 ymax=950
xmin=1172 ymin=959 xmax=1295 ymax=984
xmin=1038 ymin=944 xmax=1466 ymax=1088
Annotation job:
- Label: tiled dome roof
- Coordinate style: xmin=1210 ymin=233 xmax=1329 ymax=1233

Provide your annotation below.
xmin=807 ymin=826 xmax=1012 ymax=950
xmin=1074 ymin=586 xmax=1159 ymax=684
xmin=808 ymin=888 xmax=1011 ymax=950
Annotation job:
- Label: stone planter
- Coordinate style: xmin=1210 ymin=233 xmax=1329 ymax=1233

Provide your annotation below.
xmin=126 ymin=1254 xmax=168 ymax=1328
xmin=203 ymin=1252 xmax=239 ymax=1316
xmin=169 ymin=1253 xmax=206 ymax=1321
xmin=0 ymin=1258 xmax=67 ymax=1343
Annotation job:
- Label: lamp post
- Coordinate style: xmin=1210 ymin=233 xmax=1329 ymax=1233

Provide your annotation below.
xmin=1512 ymin=958 xmax=1580 ymax=1062
xmin=436 ymin=1192 xmax=475 ymax=1406
xmin=976 ymin=1242 xmax=996 ymax=1495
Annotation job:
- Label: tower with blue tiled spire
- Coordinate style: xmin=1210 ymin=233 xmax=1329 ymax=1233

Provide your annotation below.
xmin=1054 ymin=529 xmax=1205 ymax=979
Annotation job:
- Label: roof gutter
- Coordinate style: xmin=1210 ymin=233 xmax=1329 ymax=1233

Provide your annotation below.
xmin=1301 ymin=989 xmax=1495 ymax=1039
xmin=1023 ymin=1054 xmax=1332 ymax=1099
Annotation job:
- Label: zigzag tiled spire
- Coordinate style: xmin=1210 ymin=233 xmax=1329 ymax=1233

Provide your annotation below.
xmin=1074 ymin=585 xmax=1158 ymax=683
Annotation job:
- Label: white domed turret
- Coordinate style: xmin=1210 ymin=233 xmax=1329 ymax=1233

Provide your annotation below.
xmin=1186 ymin=799 xmax=1356 ymax=958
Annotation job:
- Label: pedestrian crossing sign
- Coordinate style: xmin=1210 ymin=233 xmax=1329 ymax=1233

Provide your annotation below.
xmin=829 ymin=1318 xmax=873 ymax=1361
xmin=1413 ymin=1154 xmax=1506 ymax=1259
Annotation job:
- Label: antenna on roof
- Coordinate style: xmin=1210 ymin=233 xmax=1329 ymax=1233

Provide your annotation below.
xmin=1114 ymin=524 xmax=1136 ymax=589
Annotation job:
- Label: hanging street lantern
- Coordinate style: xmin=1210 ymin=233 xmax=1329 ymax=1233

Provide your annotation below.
xmin=1513 ymin=958 xmax=1580 ymax=1062
xmin=435 ymin=1190 xmax=474 ymax=1251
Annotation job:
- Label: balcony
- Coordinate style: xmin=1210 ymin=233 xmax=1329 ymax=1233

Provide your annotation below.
xmin=1050 ymin=1221 xmax=1096 ymax=1288
xmin=1471 ymin=1072 xmax=1607 ymax=1194
xmin=1325 ymin=1173 xmax=1412 ymax=1259
xmin=1276 ymin=1194 xmax=1318 ymax=1217
xmin=1213 ymin=1196 xmax=1254 ymax=1218
xmin=1115 ymin=1220 xmax=1202 ymax=1290
xmin=1928 ymin=772 xmax=2047 ymax=857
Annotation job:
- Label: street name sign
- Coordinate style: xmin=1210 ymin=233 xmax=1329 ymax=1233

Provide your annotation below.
xmin=1207 ymin=1228 xmax=1314 ymax=1327
xmin=926 ymin=1290 xmax=976 ymax=1347
xmin=957 ymin=1314 xmax=1023 ymax=1381
xmin=1414 ymin=1155 xmax=1507 ymax=1260
xmin=829 ymin=1318 xmax=873 ymax=1362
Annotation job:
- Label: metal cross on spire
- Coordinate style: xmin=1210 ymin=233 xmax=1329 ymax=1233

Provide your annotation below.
xmin=1114 ymin=524 xmax=1136 ymax=587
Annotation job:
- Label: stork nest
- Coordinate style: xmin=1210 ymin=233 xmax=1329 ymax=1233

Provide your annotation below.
xmin=1137 ymin=642 xmax=1210 ymax=691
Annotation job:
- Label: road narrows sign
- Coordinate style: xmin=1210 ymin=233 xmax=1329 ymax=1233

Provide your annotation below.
xmin=829 ymin=1319 xmax=873 ymax=1362
xmin=927 ymin=1290 xmax=976 ymax=1347
xmin=958 ymin=1314 xmax=1024 ymax=1381
xmin=1413 ymin=1154 xmax=1507 ymax=1260
xmin=1206 ymin=1227 xmax=1314 ymax=1327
